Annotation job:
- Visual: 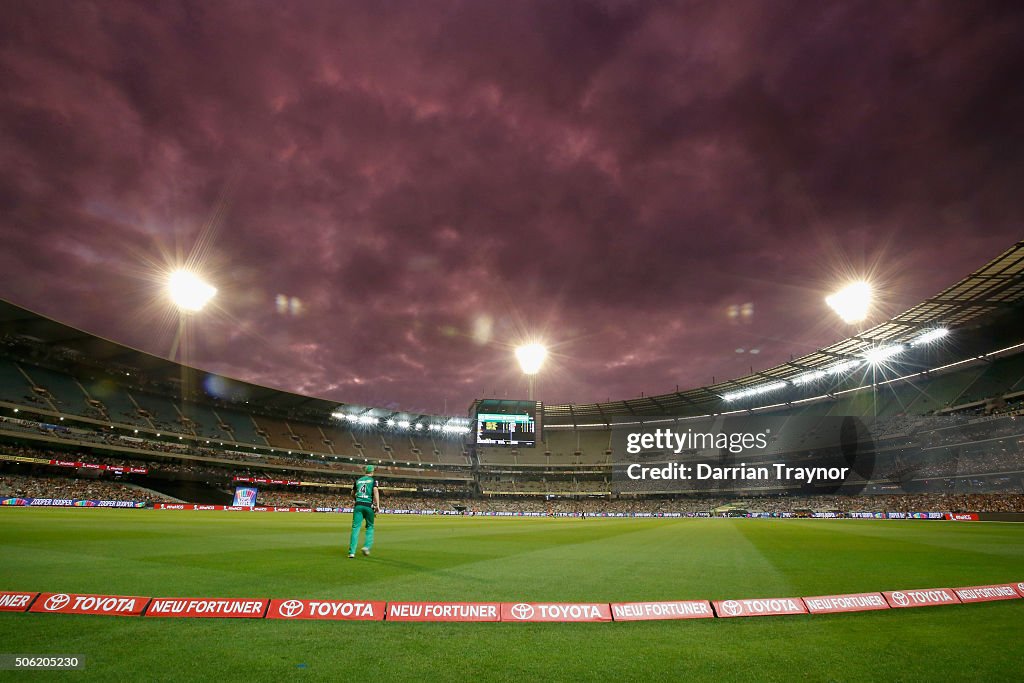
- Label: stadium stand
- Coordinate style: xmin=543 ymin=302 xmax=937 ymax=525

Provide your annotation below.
xmin=387 ymin=433 xmax=426 ymax=465
xmin=0 ymin=241 xmax=1022 ymax=508
xmin=178 ymin=401 xmax=228 ymax=440
xmin=0 ymin=472 xmax=176 ymax=503
xmin=17 ymin=363 xmax=91 ymax=415
xmin=215 ymin=409 xmax=265 ymax=445
xmin=0 ymin=359 xmax=45 ymax=409
xmin=433 ymin=437 xmax=470 ymax=466
xmin=249 ymin=415 xmax=299 ymax=450
xmin=87 ymin=382 xmax=152 ymax=428
xmin=956 ymin=353 xmax=1024 ymax=405
xmin=285 ymin=419 xmax=331 ymax=454
xmin=126 ymin=390 xmax=184 ymax=434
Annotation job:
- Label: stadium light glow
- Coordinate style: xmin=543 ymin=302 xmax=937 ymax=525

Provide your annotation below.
xmin=515 ymin=343 xmax=548 ymax=375
xmin=723 ymin=381 xmax=788 ymax=402
xmin=861 ymin=344 xmax=906 ymax=364
xmin=791 ymin=370 xmax=827 ymax=386
xmin=340 ymin=411 xmax=473 ymax=434
xmin=794 ymin=359 xmax=865 ymax=386
xmin=829 ymin=359 xmax=862 ymax=375
xmin=441 ymin=424 xmax=471 ymax=435
xmin=825 ymin=281 xmax=872 ymax=324
xmin=167 ymin=269 xmax=217 ymax=312
xmin=911 ymin=328 xmax=949 ymax=346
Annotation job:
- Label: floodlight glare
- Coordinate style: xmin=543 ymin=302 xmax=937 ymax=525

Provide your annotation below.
xmin=912 ymin=328 xmax=949 ymax=346
xmin=862 ymin=344 xmax=905 ymax=364
xmin=167 ymin=270 xmax=217 ymax=312
xmin=723 ymin=381 xmax=788 ymax=402
xmin=825 ymin=281 xmax=871 ymax=324
xmin=515 ymin=343 xmax=548 ymax=375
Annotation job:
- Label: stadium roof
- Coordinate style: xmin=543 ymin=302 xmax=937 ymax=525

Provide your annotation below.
xmin=0 ymin=241 xmax=1022 ymax=425
xmin=544 ymin=240 xmax=1024 ymax=424
xmin=0 ymin=299 xmax=444 ymax=423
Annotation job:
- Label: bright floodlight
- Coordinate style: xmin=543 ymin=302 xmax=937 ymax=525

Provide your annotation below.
xmin=862 ymin=344 xmax=905 ymax=365
xmin=167 ymin=270 xmax=217 ymax=312
xmin=912 ymin=328 xmax=949 ymax=346
xmin=515 ymin=343 xmax=548 ymax=375
xmin=825 ymin=281 xmax=872 ymax=324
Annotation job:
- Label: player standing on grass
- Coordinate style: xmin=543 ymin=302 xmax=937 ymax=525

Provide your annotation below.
xmin=349 ymin=464 xmax=380 ymax=558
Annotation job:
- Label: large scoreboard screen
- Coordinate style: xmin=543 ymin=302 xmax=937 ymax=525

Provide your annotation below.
xmin=473 ymin=400 xmax=540 ymax=447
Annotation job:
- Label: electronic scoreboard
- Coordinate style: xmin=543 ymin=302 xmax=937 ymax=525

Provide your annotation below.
xmin=472 ymin=399 xmax=540 ymax=447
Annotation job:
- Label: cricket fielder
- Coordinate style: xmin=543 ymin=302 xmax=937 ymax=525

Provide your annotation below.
xmin=349 ymin=464 xmax=380 ymax=558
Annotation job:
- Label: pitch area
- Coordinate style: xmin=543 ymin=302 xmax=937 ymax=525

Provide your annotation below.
xmin=1 ymin=509 xmax=1021 ymax=681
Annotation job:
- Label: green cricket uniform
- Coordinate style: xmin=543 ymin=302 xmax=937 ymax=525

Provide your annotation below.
xmin=349 ymin=474 xmax=376 ymax=554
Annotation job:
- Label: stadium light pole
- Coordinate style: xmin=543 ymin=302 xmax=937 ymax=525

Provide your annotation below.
xmin=515 ymin=343 xmax=547 ymax=401
xmin=827 ymin=281 xmax=879 ymax=416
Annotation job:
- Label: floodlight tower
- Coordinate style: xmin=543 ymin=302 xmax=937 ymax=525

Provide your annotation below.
xmin=827 ymin=280 xmax=877 ymax=414
xmin=515 ymin=343 xmax=547 ymax=401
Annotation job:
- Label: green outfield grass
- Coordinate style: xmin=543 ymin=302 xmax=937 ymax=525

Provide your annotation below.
xmin=0 ymin=509 xmax=1022 ymax=682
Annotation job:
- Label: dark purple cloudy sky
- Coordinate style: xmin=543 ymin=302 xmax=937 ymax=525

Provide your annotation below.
xmin=1 ymin=1 xmax=1022 ymax=414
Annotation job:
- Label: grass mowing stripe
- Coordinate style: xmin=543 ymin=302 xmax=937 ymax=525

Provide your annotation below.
xmin=1 ymin=509 xmax=1022 ymax=681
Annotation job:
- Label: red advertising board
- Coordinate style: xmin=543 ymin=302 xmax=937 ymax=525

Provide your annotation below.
xmin=610 ymin=601 xmax=713 ymax=621
xmin=882 ymin=588 xmax=959 ymax=608
xmin=1016 ymin=582 xmax=1024 ymax=598
xmin=499 ymin=602 xmax=612 ymax=622
xmin=385 ymin=602 xmax=500 ymax=622
xmin=29 ymin=592 xmax=149 ymax=616
xmin=47 ymin=459 xmax=147 ymax=474
xmin=153 ymin=504 xmax=311 ymax=512
xmin=945 ymin=513 xmax=979 ymax=521
xmin=803 ymin=592 xmax=889 ymax=614
xmin=267 ymin=599 xmax=385 ymax=620
xmin=0 ymin=591 xmax=38 ymax=612
xmin=713 ymin=597 xmax=807 ymax=618
xmin=146 ymin=597 xmax=268 ymax=618
xmin=952 ymin=584 xmax=1021 ymax=603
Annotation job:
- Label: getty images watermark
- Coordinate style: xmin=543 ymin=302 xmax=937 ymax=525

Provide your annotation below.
xmin=609 ymin=416 xmax=884 ymax=493
xmin=623 ymin=428 xmax=849 ymax=483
